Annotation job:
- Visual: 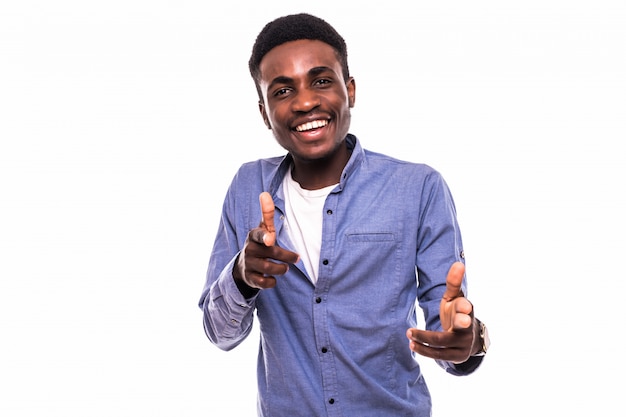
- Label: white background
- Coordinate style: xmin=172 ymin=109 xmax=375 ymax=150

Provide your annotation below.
xmin=1 ymin=1 xmax=624 ymax=416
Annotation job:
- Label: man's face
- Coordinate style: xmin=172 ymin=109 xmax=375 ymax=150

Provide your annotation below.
xmin=257 ymin=39 xmax=355 ymax=162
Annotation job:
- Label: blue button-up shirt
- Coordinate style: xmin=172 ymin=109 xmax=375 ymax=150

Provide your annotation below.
xmin=199 ymin=135 xmax=482 ymax=416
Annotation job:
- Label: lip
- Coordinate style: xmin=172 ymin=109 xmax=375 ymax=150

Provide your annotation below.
xmin=293 ymin=118 xmax=331 ymax=133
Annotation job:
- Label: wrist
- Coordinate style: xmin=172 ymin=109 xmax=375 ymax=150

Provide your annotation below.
xmin=232 ymin=255 xmax=259 ymax=299
xmin=234 ymin=277 xmax=260 ymax=299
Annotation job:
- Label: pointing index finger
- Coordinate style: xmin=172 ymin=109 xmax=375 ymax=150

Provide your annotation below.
xmin=259 ymin=192 xmax=275 ymax=246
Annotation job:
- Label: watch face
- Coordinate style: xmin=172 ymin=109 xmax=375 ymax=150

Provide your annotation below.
xmin=481 ymin=323 xmax=490 ymax=353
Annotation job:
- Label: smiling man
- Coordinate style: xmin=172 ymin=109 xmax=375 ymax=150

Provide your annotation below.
xmin=199 ymin=13 xmax=489 ymax=416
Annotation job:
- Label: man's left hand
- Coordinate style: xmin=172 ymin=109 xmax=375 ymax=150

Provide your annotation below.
xmin=406 ymin=262 xmax=480 ymax=363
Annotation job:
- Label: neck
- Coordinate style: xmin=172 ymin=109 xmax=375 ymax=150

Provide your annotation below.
xmin=291 ymin=145 xmax=351 ymax=190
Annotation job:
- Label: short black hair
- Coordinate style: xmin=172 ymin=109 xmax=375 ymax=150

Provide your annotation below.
xmin=248 ymin=13 xmax=350 ymax=99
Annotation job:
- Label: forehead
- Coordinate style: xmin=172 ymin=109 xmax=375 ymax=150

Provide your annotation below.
xmin=258 ymin=39 xmax=341 ymax=82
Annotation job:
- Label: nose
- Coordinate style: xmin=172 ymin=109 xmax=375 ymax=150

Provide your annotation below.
xmin=291 ymin=87 xmax=320 ymax=112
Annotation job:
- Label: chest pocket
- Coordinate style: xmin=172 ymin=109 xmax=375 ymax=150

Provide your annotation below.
xmin=345 ymin=232 xmax=395 ymax=242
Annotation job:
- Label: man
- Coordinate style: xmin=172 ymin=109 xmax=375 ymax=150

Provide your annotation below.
xmin=199 ymin=13 xmax=489 ymax=416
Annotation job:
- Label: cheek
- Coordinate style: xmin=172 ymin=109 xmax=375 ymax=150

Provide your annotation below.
xmin=269 ymin=108 xmax=296 ymax=135
xmin=267 ymin=105 xmax=285 ymax=124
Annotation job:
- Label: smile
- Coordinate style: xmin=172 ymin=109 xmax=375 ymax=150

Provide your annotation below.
xmin=295 ymin=119 xmax=329 ymax=132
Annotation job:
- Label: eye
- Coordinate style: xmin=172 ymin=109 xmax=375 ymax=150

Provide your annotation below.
xmin=274 ymin=87 xmax=290 ymax=97
xmin=314 ymin=78 xmax=332 ymax=87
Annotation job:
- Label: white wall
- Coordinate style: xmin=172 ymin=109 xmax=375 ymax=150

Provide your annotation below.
xmin=1 ymin=1 xmax=624 ymax=415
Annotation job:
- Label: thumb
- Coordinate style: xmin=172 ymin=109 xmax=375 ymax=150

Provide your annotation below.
xmin=259 ymin=192 xmax=276 ymax=246
xmin=442 ymin=261 xmax=465 ymax=302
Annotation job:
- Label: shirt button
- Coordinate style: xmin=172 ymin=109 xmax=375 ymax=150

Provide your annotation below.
xmin=315 ymin=297 xmax=322 ymax=303
xmin=329 ymin=398 xmax=335 ymax=404
xmin=322 ymin=259 xmax=329 ymax=265
xmin=326 ymin=209 xmax=333 ymax=215
xmin=321 ymin=347 xmax=328 ymax=353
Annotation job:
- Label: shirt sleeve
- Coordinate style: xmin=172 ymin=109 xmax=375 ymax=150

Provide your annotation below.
xmin=415 ymin=169 xmax=482 ymax=376
xmin=199 ymin=255 xmax=257 ymax=351
xmin=439 ymin=355 xmax=484 ymax=376
xmin=198 ymin=173 xmax=258 ymax=351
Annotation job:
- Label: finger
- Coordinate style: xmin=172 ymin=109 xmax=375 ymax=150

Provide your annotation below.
xmin=406 ymin=328 xmax=450 ymax=350
xmin=442 ymin=261 xmax=465 ymax=302
xmin=248 ymin=255 xmax=292 ymax=278
xmin=259 ymin=192 xmax=275 ymax=246
xmin=455 ymin=296 xmax=474 ymax=315
xmin=247 ymin=272 xmax=277 ymax=290
xmin=406 ymin=328 xmax=473 ymax=361
xmin=453 ymin=312 xmax=473 ymax=329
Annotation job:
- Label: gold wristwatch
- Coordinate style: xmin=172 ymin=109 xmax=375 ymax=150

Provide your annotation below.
xmin=473 ymin=319 xmax=490 ymax=356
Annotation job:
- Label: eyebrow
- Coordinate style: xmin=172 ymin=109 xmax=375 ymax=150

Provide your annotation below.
xmin=308 ymin=66 xmax=333 ymax=77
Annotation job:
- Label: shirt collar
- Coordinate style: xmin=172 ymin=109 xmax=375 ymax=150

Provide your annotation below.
xmin=269 ymin=134 xmax=364 ymax=195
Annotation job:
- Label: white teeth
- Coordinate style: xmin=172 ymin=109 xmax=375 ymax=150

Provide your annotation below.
xmin=295 ymin=119 xmax=328 ymax=132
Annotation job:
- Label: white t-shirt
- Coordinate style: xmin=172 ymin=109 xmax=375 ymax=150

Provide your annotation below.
xmin=282 ymin=171 xmax=336 ymax=284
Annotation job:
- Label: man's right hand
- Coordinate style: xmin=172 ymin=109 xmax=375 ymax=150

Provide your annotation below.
xmin=233 ymin=192 xmax=300 ymax=293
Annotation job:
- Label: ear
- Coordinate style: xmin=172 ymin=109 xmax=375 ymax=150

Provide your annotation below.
xmin=258 ymin=100 xmax=272 ymax=129
xmin=346 ymin=77 xmax=356 ymax=108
